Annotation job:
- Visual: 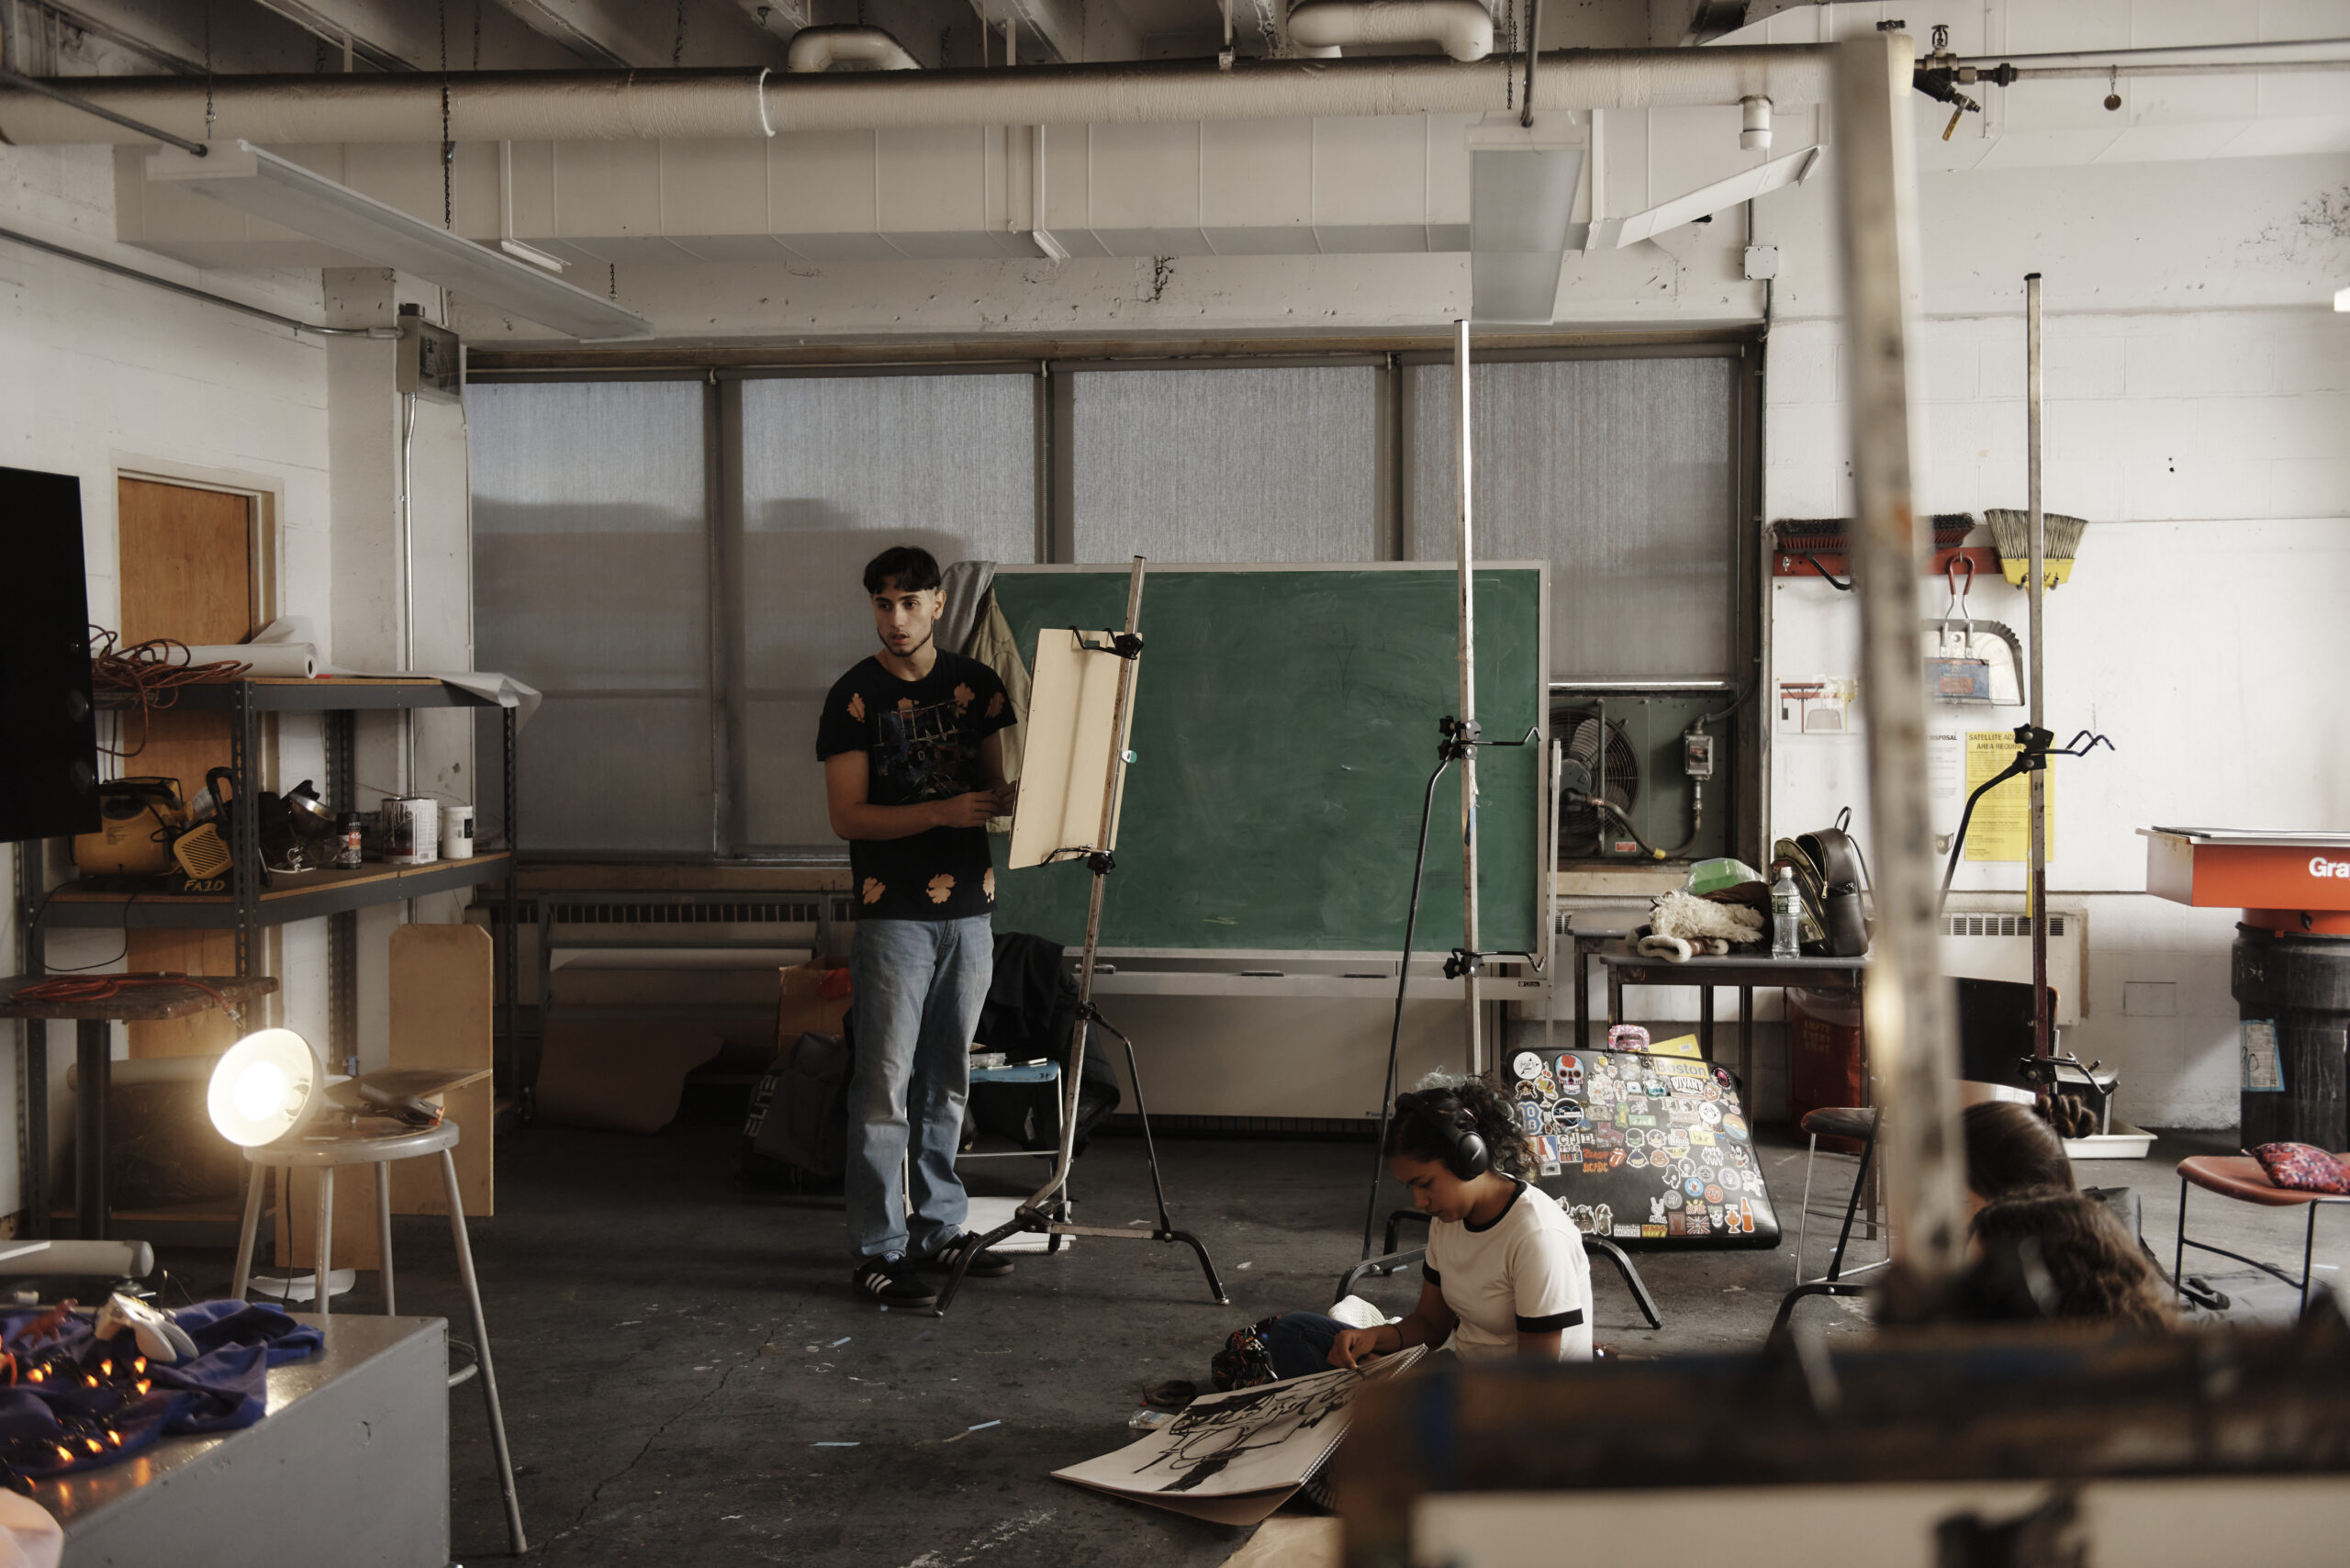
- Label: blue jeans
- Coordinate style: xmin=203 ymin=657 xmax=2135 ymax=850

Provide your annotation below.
xmin=845 ymin=915 xmax=993 ymax=1261
xmin=1260 ymin=1313 xmax=1345 ymax=1380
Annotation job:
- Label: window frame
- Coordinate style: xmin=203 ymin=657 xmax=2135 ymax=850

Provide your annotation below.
xmin=467 ymin=333 xmax=1763 ymax=867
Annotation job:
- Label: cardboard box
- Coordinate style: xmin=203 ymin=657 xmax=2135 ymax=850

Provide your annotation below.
xmin=779 ymin=959 xmax=852 ymax=1042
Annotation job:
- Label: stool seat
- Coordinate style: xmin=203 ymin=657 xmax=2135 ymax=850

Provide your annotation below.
xmin=970 ymin=1063 xmax=1058 ymax=1085
xmin=244 ymin=1119 xmax=459 ymax=1168
xmin=1800 ymin=1105 xmax=1878 ymax=1142
xmin=230 ymin=1114 xmax=525 ymax=1555
xmin=2178 ymin=1154 xmax=2350 ymax=1208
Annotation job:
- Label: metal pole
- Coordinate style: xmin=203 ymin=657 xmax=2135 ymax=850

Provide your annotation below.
xmin=1545 ymin=735 xmax=1563 ymax=1057
xmin=2024 ymin=273 xmax=2052 ymax=1061
xmin=1831 ymin=30 xmax=1968 ymax=1286
xmin=1455 ymin=318 xmax=1483 ymax=1078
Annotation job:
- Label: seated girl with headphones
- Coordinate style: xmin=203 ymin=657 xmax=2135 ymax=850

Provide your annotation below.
xmin=1257 ymin=1075 xmax=1595 ymax=1377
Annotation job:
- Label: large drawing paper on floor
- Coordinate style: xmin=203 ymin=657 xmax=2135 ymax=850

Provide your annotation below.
xmin=1054 ymin=1349 xmax=1425 ymax=1524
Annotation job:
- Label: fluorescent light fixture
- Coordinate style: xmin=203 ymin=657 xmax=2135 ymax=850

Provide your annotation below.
xmin=1468 ymin=113 xmax=1587 ymax=325
xmin=207 ymin=1027 xmax=326 ymax=1148
xmin=149 ymin=141 xmax=651 ymax=342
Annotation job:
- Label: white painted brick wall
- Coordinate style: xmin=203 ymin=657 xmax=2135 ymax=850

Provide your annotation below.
xmin=1768 ymin=300 xmax=2350 ymax=1129
xmin=0 ymin=144 xmax=336 ymax=1219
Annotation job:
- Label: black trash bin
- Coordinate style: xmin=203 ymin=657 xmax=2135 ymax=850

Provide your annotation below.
xmin=2233 ymin=924 xmax=2350 ymax=1149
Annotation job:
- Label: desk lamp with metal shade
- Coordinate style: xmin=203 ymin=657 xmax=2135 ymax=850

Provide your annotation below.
xmin=207 ymin=1028 xmax=473 ymax=1311
xmin=207 ymin=1028 xmax=453 ymax=1149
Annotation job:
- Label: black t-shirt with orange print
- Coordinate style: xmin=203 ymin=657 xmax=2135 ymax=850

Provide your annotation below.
xmin=815 ymin=651 xmax=1013 ymax=922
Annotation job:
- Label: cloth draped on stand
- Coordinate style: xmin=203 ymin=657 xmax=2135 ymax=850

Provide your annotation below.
xmin=959 ymin=575 xmax=1031 ymax=839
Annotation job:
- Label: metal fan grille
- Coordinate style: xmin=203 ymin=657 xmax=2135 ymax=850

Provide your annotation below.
xmin=1556 ymin=713 xmax=1639 ymax=855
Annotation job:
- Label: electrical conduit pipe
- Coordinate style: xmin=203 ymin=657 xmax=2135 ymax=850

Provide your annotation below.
xmin=786 ymin=27 xmax=921 ymax=73
xmin=0 ymin=47 xmax=1831 ymax=143
xmin=1286 ymin=1 xmax=1494 ymax=62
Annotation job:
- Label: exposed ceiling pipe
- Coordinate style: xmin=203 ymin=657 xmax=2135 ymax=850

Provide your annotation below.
xmin=1946 ymin=38 xmax=2350 ymax=72
xmin=1287 ymin=1 xmax=1495 ymax=63
xmin=787 ymin=26 xmax=920 ymax=73
xmin=0 ymin=47 xmax=1832 ymax=143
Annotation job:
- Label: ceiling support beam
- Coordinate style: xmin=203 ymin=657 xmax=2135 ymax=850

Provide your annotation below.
xmin=249 ymin=0 xmax=581 ymax=73
xmin=489 ymin=0 xmax=789 ymax=69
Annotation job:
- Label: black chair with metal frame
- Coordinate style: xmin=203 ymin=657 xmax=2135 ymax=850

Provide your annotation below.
xmin=1771 ymin=1104 xmax=1886 ymax=1333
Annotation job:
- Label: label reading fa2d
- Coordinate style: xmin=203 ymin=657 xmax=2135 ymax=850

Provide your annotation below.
xmin=2242 ymin=1019 xmax=2285 ymax=1093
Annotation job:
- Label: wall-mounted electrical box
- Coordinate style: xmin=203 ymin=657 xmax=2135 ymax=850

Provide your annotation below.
xmin=396 ymin=308 xmax=462 ymax=402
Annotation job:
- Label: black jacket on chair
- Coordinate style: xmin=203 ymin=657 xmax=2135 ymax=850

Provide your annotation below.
xmin=968 ymin=932 xmax=1122 ymax=1152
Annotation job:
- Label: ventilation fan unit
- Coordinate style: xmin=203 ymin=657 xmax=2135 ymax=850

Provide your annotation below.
xmin=1556 ymin=710 xmax=1639 ymax=856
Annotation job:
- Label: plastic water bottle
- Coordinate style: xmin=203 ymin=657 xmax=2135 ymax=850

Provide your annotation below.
xmin=1771 ymin=866 xmax=1802 ymax=960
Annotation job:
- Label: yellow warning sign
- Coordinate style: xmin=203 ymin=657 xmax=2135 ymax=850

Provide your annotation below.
xmin=1964 ymin=731 xmax=2053 ymax=862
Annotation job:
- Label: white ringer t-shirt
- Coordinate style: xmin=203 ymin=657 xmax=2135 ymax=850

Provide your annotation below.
xmin=1423 ymin=1179 xmax=1594 ymax=1362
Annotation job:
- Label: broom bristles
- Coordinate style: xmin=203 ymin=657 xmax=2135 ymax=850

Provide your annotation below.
xmin=1986 ymin=508 xmax=2087 ymax=560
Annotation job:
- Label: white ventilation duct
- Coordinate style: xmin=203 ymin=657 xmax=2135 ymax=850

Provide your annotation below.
xmin=0 ymin=47 xmax=1831 ymax=143
xmin=1286 ymin=1 xmax=1495 ymax=63
xmin=787 ymin=27 xmax=920 ymax=73
xmin=1468 ymin=112 xmax=1586 ymax=323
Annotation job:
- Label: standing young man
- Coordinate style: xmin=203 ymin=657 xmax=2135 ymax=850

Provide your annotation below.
xmin=817 ymin=545 xmax=1019 ymax=1308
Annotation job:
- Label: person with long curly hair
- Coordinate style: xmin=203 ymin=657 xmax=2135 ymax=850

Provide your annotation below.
xmin=1250 ymin=1074 xmax=1594 ymax=1379
xmin=1971 ymin=1189 xmax=2176 ymax=1329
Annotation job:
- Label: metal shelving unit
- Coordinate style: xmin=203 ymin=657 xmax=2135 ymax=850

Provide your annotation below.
xmin=22 ymin=678 xmax=520 ymax=1237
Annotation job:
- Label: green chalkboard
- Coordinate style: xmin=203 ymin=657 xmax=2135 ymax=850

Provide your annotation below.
xmin=988 ymin=565 xmax=1545 ymax=955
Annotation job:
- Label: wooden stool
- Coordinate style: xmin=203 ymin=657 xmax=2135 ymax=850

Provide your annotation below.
xmin=229 ymin=1119 xmax=527 ymax=1556
xmin=2173 ymin=1154 xmax=2350 ymax=1316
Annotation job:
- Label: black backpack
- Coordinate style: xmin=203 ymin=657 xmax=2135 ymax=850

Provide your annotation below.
xmin=738 ymin=1031 xmax=852 ymax=1192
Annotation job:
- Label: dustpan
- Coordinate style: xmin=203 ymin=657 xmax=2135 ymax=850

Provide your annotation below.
xmin=1921 ymin=558 xmax=2024 ymax=706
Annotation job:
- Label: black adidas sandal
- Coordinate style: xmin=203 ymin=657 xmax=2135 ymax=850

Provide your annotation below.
xmin=918 ymin=1234 xmax=1015 ymax=1279
xmin=853 ymin=1251 xmax=939 ymax=1308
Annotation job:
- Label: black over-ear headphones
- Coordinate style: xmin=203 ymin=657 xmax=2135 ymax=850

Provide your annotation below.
xmin=1394 ymin=1092 xmax=1491 ymax=1182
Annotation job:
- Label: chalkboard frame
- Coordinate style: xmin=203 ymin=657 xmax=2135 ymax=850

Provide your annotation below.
xmin=989 ymin=561 xmax=1550 ymax=960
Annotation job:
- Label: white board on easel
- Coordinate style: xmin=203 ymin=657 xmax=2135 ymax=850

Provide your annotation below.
xmin=1008 ymin=628 xmax=1139 ymax=870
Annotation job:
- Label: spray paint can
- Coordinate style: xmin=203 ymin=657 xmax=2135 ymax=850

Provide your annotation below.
xmin=382 ymin=797 xmax=440 ymax=866
xmin=336 ymin=812 xmax=364 ymax=868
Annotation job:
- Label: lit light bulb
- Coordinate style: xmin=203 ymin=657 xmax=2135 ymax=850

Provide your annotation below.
xmin=232 ymin=1060 xmax=289 ymax=1123
xmin=207 ymin=1028 xmax=325 ymax=1146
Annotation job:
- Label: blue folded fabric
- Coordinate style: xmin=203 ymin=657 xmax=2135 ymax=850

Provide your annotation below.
xmin=170 ymin=1300 xmax=325 ymax=1366
xmin=0 ymin=1299 xmax=322 ymax=1480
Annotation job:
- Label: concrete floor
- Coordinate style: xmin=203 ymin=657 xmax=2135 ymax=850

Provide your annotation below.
xmin=161 ymin=1108 xmax=2349 ymax=1566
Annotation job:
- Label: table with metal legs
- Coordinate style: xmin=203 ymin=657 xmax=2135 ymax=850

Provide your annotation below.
xmin=1596 ymin=942 xmax=1869 ymax=1086
xmin=0 ymin=973 xmax=279 ymax=1241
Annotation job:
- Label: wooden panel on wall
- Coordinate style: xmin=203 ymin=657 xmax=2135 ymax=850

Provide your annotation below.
xmin=272 ymin=1164 xmax=386 ymax=1275
xmin=116 ymin=479 xmax=255 ymax=645
xmin=269 ymin=926 xmax=498 ymax=1271
xmin=388 ymin=924 xmax=495 ymax=1218
xmin=113 ymin=478 xmax=253 ymax=1056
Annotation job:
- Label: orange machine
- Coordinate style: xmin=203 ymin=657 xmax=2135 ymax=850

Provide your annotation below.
xmin=2141 ymin=827 xmax=2350 ymax=936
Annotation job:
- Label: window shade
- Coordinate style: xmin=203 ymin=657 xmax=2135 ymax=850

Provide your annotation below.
xmin=471 ymin=379 xmax=712 ymax=852
xmin=737 ymin=374 xmax=1037 ymax=850
xmin=1070 ymin=366 xmax=1379 ymax=563
xmin=1407 ymin=356 xmax=1737 ymax=682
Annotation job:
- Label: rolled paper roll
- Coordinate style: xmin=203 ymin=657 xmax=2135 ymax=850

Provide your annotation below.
xmin=178 ymin=642 xmax=317 ymax=678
